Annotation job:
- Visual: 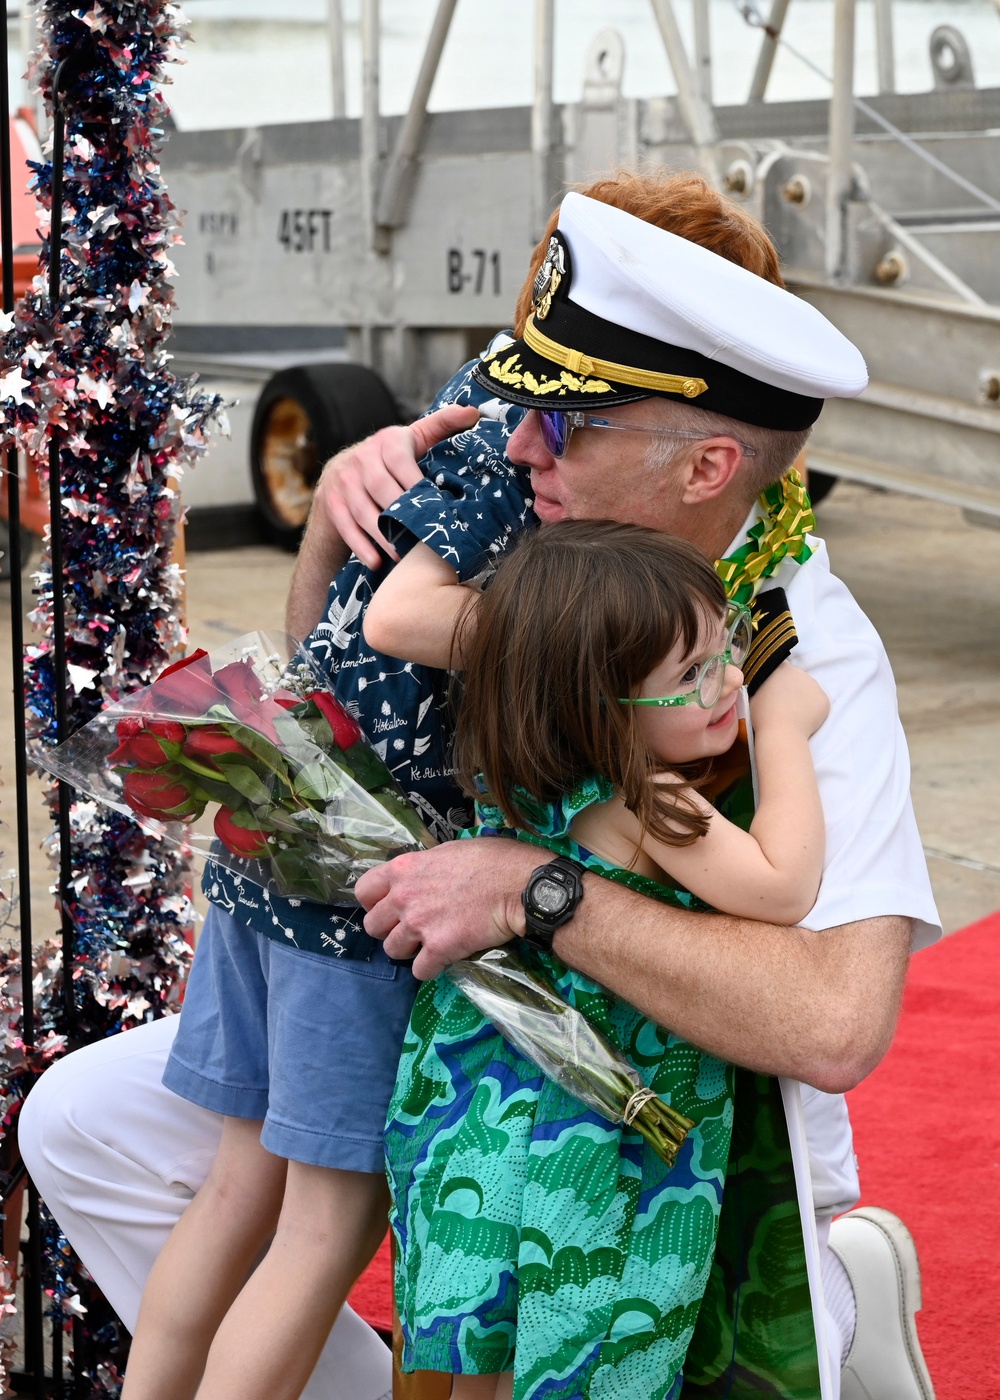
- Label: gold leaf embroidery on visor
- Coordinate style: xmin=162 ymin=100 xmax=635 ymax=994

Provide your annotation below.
xmin=486 ymin=353 xmax=613 ymax=397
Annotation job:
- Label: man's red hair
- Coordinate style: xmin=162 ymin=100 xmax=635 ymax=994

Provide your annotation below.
xmin=513 ymin=170 xmax=783 ymax=336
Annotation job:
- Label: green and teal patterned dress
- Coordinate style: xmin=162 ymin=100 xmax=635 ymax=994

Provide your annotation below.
xmin=385 ymin=775 xmax=737 ymax=1400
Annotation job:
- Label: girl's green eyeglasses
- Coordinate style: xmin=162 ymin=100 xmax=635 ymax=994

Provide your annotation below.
xmin=618 ymin=603 xmax=753 ymax=711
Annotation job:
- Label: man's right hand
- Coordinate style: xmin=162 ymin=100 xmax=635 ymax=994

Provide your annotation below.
xmin=312 ymin=403 xmax=480 ymax=570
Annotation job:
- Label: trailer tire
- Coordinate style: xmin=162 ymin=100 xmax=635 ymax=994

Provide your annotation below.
xmin=806 ymin=469 xmax=837 ymax=507
xmin=251 ymin=362 xmax=402 ymax=550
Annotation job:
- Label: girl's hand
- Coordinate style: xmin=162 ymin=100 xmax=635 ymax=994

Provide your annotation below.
xmin=750 ymin=662 xmax=830 ymax=737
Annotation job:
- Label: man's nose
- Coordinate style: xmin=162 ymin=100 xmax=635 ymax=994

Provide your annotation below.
xmin=508 ymin=411 xmax=556 ymax=471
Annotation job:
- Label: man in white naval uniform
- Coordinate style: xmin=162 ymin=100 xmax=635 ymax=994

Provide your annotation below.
xmin=20 ymin=175 xmax=938 ymax=1400
xmin=357 ymin=193 xmax=941 ymax=1400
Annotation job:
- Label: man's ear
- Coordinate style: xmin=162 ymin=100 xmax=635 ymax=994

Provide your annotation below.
xmin=678 ymin=438 xmax=745 ymax=505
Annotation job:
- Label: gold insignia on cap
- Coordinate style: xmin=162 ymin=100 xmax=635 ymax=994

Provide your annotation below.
xmin=532 ymin=236 xmax=567 ymax=322
xmin=524 ymin=317 xmax=709 ymax=399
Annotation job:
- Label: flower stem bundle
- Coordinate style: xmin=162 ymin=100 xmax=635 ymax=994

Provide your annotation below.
xmin=448 ymin=946 xmax=694 ymax=1168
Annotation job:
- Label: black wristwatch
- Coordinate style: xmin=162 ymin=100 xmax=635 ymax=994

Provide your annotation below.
xmin=521 ymin=857 xmax=586 ymax=952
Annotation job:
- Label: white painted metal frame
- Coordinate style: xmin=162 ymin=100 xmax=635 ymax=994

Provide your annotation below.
xmin=532 ymin=0 xmax=556 ymax=240
xmin=874 ymin=0 xmax=896 ymax=95
xmin=825 ymin=0 xmax=856 ymax=283
xmin=327 ymin=0 xmax=346 ymax=119
xmin=747 ymin=0 xmax=792 ymax=104
xmin=377 ymin=0 xmax=460 ymax=232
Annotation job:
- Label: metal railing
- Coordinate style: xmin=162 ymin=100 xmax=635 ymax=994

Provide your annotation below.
xmin=1 ymin=7 xmax=114 ymax=1392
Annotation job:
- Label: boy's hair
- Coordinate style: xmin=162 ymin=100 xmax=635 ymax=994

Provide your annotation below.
xmin=513 ymin=172 xmax=809 ymax=495
xmin=453 ymin=520 xmax=729 ymax=849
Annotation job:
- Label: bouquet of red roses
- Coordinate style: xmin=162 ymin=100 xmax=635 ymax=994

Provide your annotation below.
xmin=39 ymin=632 xmax=433 ymax=903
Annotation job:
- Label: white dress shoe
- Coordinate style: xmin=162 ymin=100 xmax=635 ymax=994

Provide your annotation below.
xmin=829 ymin=1207 xmax=935 ymax=1400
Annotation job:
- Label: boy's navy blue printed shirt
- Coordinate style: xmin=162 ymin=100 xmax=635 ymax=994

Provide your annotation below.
xmin=203 ymin=346 xmax=533 ymax=959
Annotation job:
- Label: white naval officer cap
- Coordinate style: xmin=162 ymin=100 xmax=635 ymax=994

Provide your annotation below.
xmin=475 ymin=190 xmax=868 ymax=431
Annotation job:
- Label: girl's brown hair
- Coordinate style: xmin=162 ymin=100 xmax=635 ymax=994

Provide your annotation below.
xmin=453 ymin=520 xmax=728 ymax=847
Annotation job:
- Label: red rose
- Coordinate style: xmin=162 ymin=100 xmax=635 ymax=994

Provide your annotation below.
xmin=214 ymin=807 xmax=270 ymax=858
xmin=109 ymin=718 xmax=186 ymax=768
xmin=158 ymin=648 xmax=209 ymax=680
xmin=182 ymin=726 xmax=253 ymax=771
xmin=308 ymin=692 xmax=363 ymax=749
xmin=123 ymin=770 xmax=200 ymax=820
xmin=147 ymin=649 xmax=221 ymax=717
xmin=214 ymin=661 xmax=266 ymax=714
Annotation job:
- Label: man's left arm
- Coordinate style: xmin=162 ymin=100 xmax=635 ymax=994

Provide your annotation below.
xmin=356 ymin=838 xmax=912 ymax=1095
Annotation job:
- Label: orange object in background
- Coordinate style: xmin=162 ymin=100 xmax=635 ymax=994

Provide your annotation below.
xmin=1 ymin=110 xmax=46 ymax=537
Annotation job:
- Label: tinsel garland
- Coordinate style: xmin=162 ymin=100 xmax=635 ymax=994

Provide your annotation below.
xmin=0 ymin=0 xmax=225 ymax=1390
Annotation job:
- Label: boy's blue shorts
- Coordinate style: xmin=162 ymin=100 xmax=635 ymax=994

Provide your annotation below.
xmin=163 ymin=904 xmax=419 ymax=1172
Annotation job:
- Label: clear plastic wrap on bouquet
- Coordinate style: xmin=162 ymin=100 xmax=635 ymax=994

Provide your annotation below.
xmin=447 ymin=945 xmax=695 ymax=1168
xmin=37 ymin=631 xmax=434 ymax=904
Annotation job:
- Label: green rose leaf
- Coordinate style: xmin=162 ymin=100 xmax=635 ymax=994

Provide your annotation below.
xmin=341 ymin=741 xmax=394 ymax=792
xmin=292 ymin=760 xmax=350 ymax=806
xmin=214 ymin=763 xmax=275 ymax=807
xmin=219 ymin=720 xmax=287 ymax=776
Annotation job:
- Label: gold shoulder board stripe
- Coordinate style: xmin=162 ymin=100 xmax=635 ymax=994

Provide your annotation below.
xmin=524 ymin=316 xmax=708 ymax=399
xmin=742 ymin=613 xmax=798 ymax=689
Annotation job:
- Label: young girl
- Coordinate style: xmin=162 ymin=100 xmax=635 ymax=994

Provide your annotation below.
xmin=363 ymin=519 xmax=829 ymax=1400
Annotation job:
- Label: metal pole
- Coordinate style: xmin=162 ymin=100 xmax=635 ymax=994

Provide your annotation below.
xmin=826 ymin=0 xmax=856 ymax=283
xmin=376 ymin=0 xmax=459 ymax=231
xmin=359 ymin=0 xmax=380 ymax=344
xmin=25 ymin=1182 xmax=45 ymax=1399
xmin=531 ymin=0 xmax=555 ymax=242
xmin=692 ymin=0 xmax=712 ymax=106
xmin=51 ymin=1302 xmax=64 ymax=1389
xmin=49 ymin=61 xmax=78 ymax=1033
xmin=1 ymin=14 xmax=47 ymax=1390
xmin=1 ymin=0 xmax=35 ymax=1041
xmin=874 ymin=0 xmax=896 ymax=94
xmin=648 ymin=0 xmax=720 ymax=179
xmin=748 ymin=0 xmax=792 ymax=103
xmin=327 ymin=0 xmax=347 ymax=119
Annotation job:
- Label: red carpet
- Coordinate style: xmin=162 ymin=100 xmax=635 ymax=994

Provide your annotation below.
xmin=847 ymin=909 xmax=1000 ymax=1399
xmin=349 ymin=911 xmax=1000 ymax=1385
xmin=348 ymin=1232 xmax=393 ymax=1335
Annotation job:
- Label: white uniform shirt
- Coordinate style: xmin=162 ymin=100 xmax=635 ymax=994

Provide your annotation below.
xmin=748 ymin=522 xmax=941 ymax=1214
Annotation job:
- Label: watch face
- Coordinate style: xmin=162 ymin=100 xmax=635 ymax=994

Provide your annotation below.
xmin=533 ymin=877 xmax=570 ymax=917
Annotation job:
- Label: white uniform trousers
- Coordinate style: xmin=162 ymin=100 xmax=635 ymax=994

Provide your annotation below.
xmin=17 ymin=1016 xmax=392 ymax=1400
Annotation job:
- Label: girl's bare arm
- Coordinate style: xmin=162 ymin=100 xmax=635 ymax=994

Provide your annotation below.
xmin=362 ymin=541 xmax=480 ymax=668
xmin=628 ymin=666 xmax=829 ymax=924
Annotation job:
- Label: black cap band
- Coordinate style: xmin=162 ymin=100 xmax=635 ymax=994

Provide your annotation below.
xmin=476 ymin=292 xmax=824 ymax=430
